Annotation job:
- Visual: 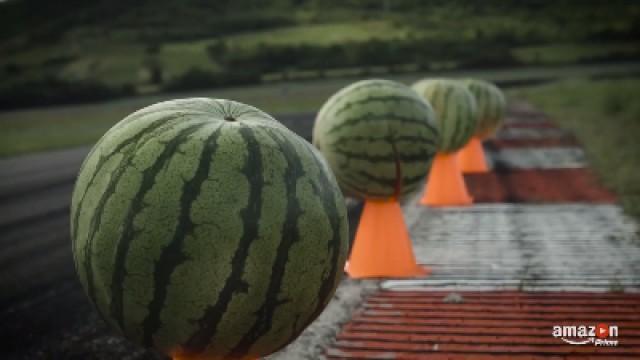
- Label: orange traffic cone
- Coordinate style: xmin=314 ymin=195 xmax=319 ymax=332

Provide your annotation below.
xmin=458 ymin=136 xmax=489 ymax=173
xmin=420 ymin=152 xmax=473 ymax=206
xmin=346 ymin=198 xmax=428 ymax=279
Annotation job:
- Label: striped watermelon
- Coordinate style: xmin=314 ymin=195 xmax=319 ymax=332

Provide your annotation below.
xmin=70 ymin=98 xmax=349 ymax=359
xmin=313 ymin=79 xmax=439 ymax=199
xmin=412 ymin=79 xmax=478 ymax=153
xmin=461 ymin=78 xmax=507 ymax=138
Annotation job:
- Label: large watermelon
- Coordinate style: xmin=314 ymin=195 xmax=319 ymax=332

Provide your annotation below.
xmin=411 ymin=79 xmax=478 ymax=153
xmin=71 ymin=98 xmax=349 ymax=359
xmin=461 ymin=78 xmax=506 ymax=138
xmin=313 ymin=79 xmax=439 ymax=199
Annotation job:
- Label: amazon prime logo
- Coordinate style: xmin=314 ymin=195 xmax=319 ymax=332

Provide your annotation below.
xmin=552 ymin=324 xmax=619 ymax=346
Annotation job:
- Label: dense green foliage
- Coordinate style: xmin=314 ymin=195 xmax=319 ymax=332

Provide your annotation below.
xmin=71 ymin=98 xmax=349 ymax=358
xmin=1 ymin=0 xmax=639 ymax=109
xmin=0 ymin=77 xmax=134 ymax=109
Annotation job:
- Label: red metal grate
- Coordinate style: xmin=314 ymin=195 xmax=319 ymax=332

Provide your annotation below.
xmin=465 ymin=168 xmax=617 ymax=203
xmin=487 ymin=137 xmax=579 ymax=149
xmin=503 ymin=121 xmax=560 ymax=129
xmin=327 ymin=291 xmax=640 ymax=359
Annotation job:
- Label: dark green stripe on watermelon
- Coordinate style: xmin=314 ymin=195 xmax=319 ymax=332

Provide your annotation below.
xmin=140 ymin=124 xmax=224 ymax=347
xmin=109 ymin=121 xmax=216 ymax=331
xmin=305 ymin=150 xmax=347 ymax=318
xmin=435 ymin=86 xmax=455 ymax=150
xmin=226 ymin=128 xmax=305 ymax=357
xmin=353 ymin=169 xmax=425 ymax=189
xmin=181 ymin=125 xmax=266 ymax=353
xmin=81 ymin=122 xmax=207 ymax=309
xmin=71 ymin=115 xmax=181 ymax=274
xmin=327 ymin=113 xmax=438 ymax=137
xmin=333 ymin=148 xmax=436 ymax=163
xmin=333 ymin=172 xmax=379 ymax=197
xmin=458 ymin=100 xmax=476 ymax=146
xmin=330 ymin=134 xmax=437 ymax=148
xmin=333 ymin=94 xmax=433 ymax=118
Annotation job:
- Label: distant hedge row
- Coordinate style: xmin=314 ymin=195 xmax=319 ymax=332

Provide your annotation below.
xmin=163 ymin=68 xmax=261 ymax=92
xmin=210 ymin=38 xmax=520 ymax=74
xmin=133 ymin=15 xmax=295 ymax=43
xmin=3 ymin=38 xmax=639 ymax=110
xmin=157 ymin=38 xmax=519 ymax=95
xmin=0 ymin=78 xmax=134 ymax=110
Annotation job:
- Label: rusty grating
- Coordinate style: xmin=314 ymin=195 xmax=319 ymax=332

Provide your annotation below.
xmin=464 ymin=168 xmax=617 ymax=204
xmin=486 ymin=137 xmax=580 ymax=149
xmin=327 ymin=290 xmax=640 ymax=359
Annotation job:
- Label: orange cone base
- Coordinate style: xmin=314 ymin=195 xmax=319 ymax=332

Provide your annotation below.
xmin=345 ymin=199 xmax=429 ymax=279
xmin=420 ymin=152 xmax=473 ymax=207
xmin=458 ymin=136 xmax=489 ymax=173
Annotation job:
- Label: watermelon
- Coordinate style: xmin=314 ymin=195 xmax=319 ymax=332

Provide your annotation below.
xmin=313 ymin=79 xmax=439 ymax=199
xmin=461 ymin=78 xmax=506 ymax=138
xmin=70 ymin=98 xmax=349 ymax=359
xmin=411 ymin=79 xmax=478 ymax=153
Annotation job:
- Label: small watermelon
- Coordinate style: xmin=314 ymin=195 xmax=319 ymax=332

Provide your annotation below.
xmin=461 ymin=78 xmax=507 ymax=138
xmin=411 ymin=79 xmax=478 ymax=153
xmin=313 ymin=79 xmax=439 ymax=199
xmin=71 ymin=98 xmax=349 ymax=359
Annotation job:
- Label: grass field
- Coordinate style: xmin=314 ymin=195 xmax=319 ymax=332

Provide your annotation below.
xmin=511 ymin=77 xmax=640 ymax=220
xmin=224 ymin=20 xmax=409 ymax=48
xmin=1 ymin=62 xmax=640 ymax=158
xmin=512 ymin=42 xmax=640 ymax=65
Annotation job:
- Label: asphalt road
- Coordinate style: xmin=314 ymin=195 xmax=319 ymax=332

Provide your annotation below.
xmin=0 ymin=112 xmax=324 ymax=359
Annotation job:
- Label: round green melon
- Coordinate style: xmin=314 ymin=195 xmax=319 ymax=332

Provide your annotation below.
xmin=70 ymin=98 xmax=349 ymax=359
xmin=412 ymin=79 xmax=478 ymax=153
xmin=461 ymin=78 xmax=506 ymax=138
xmin=313 ymin=79 xmax=439 ymax=199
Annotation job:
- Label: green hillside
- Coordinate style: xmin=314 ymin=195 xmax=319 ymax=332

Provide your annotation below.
xmin=2 ymin=0 xmax=639 ymax=109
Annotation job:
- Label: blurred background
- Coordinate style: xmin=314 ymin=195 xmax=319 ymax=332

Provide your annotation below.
xmin=2 ymin=0 xmax=639 ymax=214
xmin=1 ymin=0 xmax=640 ymax=358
